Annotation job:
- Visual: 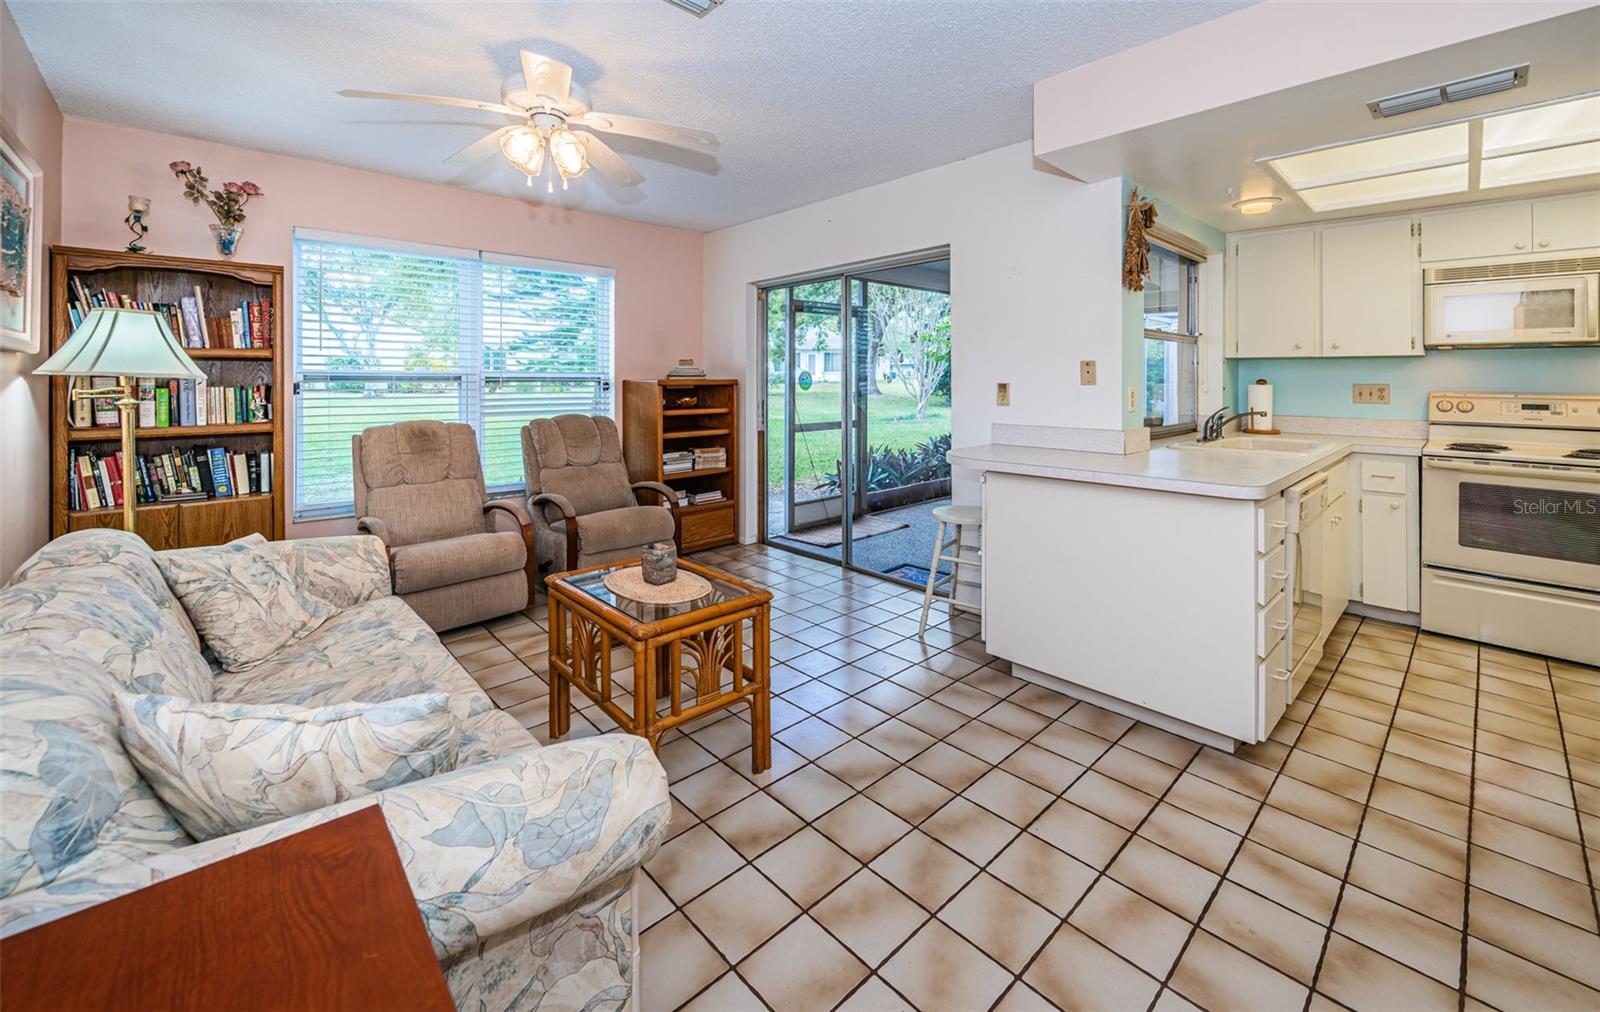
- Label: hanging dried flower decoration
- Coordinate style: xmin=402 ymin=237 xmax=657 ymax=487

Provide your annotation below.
xmin=1122 ymin=188 xmax=1158 ymax=292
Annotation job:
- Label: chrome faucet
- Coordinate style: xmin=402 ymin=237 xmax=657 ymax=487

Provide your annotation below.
xmin=1199 ymin=408 xmax=1265 ymax=443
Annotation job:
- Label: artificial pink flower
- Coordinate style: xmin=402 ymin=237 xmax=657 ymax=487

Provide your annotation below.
xmin=223 ymin=181 xmax=243 ymax=194
xmin=239 ymin=182 xmax=262 ymax=196
xmin=169 ymin=160 xmax=192 ymax=173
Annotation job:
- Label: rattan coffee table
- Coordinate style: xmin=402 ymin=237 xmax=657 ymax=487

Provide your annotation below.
xmin=545 ymin=558 xmax=773 ymax=772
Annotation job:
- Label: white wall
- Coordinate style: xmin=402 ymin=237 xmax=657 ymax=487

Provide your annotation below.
xmin=703 ymin=141 xmax=1125 ymax=538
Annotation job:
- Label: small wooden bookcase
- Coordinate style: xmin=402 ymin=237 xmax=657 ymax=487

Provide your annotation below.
xmin=48 ymin=246 xmax=286 ymax=549
xmin=622 ymin=379 xmax=738 ymax=552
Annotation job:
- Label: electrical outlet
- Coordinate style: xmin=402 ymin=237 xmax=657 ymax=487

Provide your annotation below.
xmin=1352 ymin=383 xmax=1391 ymax=404
xmin=996 ymin=382 xmax=1010 ymax=407
xmin=1079 ymin=360 xmax=1097 ymax=385
xmin=1127 ymin=387 xmax=1137 ymax=413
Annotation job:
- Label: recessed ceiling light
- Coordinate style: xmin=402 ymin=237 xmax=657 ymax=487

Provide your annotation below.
xmin=1295 ymin=163 xmax=1469 ymax=213
xmin=1482 ymin=94 xmax=1600 ymax=158
xmin=1265 ymin=122 xmax=1468 ymax=191
xmin=1481 ymin=140 xmax=1600 ymax=189
xmin=1232 ymin=197 xmax=1282 ymax=215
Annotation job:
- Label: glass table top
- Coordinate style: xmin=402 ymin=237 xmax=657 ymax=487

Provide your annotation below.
xmin=563 ymin=564 xmax=753 ymax=622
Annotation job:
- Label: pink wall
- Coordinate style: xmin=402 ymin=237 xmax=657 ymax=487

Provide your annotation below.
xmin=60 ymin=117 xmax=704 ymax=536
xmin=1 ymin=4 xmax=63 ymax=577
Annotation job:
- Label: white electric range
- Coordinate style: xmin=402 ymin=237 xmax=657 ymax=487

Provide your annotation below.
xmin=1421 ymin=392 xmax=1600 ymax=665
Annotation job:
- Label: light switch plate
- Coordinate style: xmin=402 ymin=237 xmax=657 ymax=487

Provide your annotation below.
xmin=1080 ymin=360 xmax=1097 ymax=385
xmin=1352 ymin=383 xmax=1391 ymax=404
xmin=996 ymin=382 xmax=1010 ymax=406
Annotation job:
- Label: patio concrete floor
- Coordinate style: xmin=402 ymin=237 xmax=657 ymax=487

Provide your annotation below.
xmin=767 ymin=496 xmax=953 ymax=586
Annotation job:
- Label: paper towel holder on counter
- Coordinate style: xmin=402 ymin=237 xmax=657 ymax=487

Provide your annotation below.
xmin=1243 ymin=379 xmax=1280 ymax=435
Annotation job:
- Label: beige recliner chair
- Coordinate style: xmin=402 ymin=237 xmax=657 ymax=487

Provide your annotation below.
xmin=352 ymin=420 xmax=534 ymax=631
xmin=521 ymin=415 xmax=679 ymax=573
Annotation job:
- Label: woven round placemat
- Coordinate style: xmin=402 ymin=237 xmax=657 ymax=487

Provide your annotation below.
xmin=603 ymin=566 xmax=713 ymax=604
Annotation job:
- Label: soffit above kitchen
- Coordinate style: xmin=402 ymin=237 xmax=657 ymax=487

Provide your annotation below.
xmin=1034 ymin=1 xmax=1600 ymax=231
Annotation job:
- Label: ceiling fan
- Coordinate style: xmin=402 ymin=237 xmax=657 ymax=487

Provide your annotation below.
xmin=339 ymin=50 xmax=718 ymax=192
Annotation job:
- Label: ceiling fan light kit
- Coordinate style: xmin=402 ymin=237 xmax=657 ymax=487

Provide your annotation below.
xmin=340 ymin=49 xmax=717 ymax=196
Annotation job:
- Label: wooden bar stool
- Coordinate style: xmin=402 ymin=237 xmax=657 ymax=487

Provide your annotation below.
xmin=919 ymin=503 xmax=982 ymax=637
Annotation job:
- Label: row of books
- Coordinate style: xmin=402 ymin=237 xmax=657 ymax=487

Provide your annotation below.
xmin=68 ymin=278 xmax=273 ymax=350
xmin=660 ymin=447 xmax=727 ymax=475
xmin=662 ymin=449 xmax=696 ymax=474
xmin=71 ymin=378 xmax=272 ymax=429
xmin=67 ymin=446 xmax=274 ymax=511
xmin=674 ymin=488 xmax=725 ymax=507
xmin=667 ymin=358 xmax=706 ymax=378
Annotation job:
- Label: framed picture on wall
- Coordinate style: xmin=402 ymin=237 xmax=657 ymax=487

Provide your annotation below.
xmin=1 ymin=123 xmax=43 ymax=353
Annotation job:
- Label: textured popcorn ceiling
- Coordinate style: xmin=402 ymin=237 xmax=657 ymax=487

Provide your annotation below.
xmin=9 ymin=0 xmax=1250 ymax=231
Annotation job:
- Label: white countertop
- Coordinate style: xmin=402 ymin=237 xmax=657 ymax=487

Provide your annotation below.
xmin=948 ymin=432 xmax=1424 ymax=500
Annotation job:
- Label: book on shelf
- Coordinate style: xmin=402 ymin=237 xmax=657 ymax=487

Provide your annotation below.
xmin=72 ymin=382 xmax=272 ymax=431
xmin=67 ymin=445 xmax=273 ymax=510
xmin=64 ymin=276 xmax=271 ymax=350
xmin=667 ymin=358 xmax=707 ymax=378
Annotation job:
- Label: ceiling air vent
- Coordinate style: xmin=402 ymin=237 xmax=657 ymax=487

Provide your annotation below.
xmin=663 ymin=0 xmax=723 ymax=15
xmin=1369 ymin=64 xmax=1529 ymax=119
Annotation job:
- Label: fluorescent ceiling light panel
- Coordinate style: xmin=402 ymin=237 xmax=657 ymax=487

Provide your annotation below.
xmin=1266 ymin=123 xmax=1468 ymax=191
xmin=1481 ymin=140 xmax=1600 ymax=189
xmin=1295 ymin=163 xmax=1469 ymax=212
xmin=1482 ymin=94 xmax=1600 ymax=158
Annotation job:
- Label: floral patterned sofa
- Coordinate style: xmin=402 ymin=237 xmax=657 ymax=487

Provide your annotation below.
xmin=0 ymin=529 xmax=670 ymax=1010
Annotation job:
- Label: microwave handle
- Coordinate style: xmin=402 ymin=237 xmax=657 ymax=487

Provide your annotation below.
xmin=1424 ymin=458 xmax=1600 ymax=484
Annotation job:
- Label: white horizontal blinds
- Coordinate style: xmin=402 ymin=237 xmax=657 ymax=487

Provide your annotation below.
xmin=479 ymin=259 xmax=614 ymax=490
xmin=292 ymin=232 xmax=613 ymax=519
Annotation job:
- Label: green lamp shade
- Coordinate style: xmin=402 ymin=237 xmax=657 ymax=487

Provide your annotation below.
xmin=35 ymin=308 xmax=206 ymax=380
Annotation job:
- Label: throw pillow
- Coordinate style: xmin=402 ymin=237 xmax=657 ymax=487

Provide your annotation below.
xmin=115 ymin=691 xmax=459 ymax=841
xmin=155 ymin=533 xmax=327 ymax=671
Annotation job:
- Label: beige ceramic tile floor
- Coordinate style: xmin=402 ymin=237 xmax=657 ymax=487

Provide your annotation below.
xmin=447 ymin=543 xmax=1600 ymax=1012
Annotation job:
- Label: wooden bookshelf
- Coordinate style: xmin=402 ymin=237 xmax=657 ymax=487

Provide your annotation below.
xmin=49 ymin=246 xmax=286 ymax=549
xmin=622 ymin=379 xmax=739 ymax=552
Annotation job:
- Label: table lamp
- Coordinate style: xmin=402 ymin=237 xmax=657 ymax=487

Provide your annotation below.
xmin=35 ymin=308 xmax=205 ymax=535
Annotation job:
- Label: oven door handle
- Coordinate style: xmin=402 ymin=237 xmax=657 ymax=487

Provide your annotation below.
xmin=1424 ymin=458 xmax=1600 ymax=484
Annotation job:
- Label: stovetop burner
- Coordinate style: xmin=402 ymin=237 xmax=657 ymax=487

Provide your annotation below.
xmin=1565 ymin=448 xmax=1600 ymax=460
xmin=1444 ymin=442 xmax=1511 ymax=453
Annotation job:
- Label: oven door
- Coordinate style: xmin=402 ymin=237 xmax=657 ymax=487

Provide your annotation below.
xmin=1425 ymin=273 xmax=1597 ymax=348
xmin=1422 ymin=457 xmax=1600 ymax=591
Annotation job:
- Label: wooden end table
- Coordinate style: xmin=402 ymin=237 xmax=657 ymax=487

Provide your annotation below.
xmin=546 ymin=558 xmax=773 ymax=772
xmin=0 ymin=806 xmax=452 ymax=1012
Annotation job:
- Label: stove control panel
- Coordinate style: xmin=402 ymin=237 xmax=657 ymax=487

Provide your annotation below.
xmin=1429 ymin=393 xmax=1600 ymax=428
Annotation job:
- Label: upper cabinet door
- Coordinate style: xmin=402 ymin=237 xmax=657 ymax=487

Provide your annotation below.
xmin=1320 ymin=216 xmax=1421 ymax=357
xmin=1233 ymin=229 xmax=1317 ymax=357
xmin=1419 ymin=202 xmax=1532 ymax=262
xmin=1532 ymin=192 xmax=1600 ymax=253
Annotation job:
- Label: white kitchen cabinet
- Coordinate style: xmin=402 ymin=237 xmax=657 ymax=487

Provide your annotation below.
xmin=1233 ymin=228 xmax=1317 ymax=358
xmin=1420 ymin=202 xmax=1532 ymax=262
xmin=1348 ymin=454 xmax=1419 ymax=614
xmin=1319 ymin=216 xmax=1422 ymax=357
xmin=1532 ymin=192 xmax=1600 ymax=252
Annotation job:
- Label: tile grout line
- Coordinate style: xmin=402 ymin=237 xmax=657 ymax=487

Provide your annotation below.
xmin=1544 ymin=658 xmax=1600 ymax=943
xmin=1454 ymin=638 xmax=1483 ymax=1012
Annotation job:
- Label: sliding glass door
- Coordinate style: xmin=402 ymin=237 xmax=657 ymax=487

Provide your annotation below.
xmin=759 ymin=254 xmax=952 ymax=586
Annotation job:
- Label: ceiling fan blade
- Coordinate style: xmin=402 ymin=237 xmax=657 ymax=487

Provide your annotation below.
xmin=520 ymin=51 xmax=572 ymax=105
xmin=580 ymin=134 xmax=645 ymax=187
xmin=445 ymin=126 xmax=518 ymax=166
xmin=575 ymin=112 xmax=719 ymax=152
xmin=338 ymin=89 xmax=523 ymax=118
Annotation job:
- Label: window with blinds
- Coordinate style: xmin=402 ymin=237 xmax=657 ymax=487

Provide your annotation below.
xmin=293 ymin=232 xmax=614 ymax=520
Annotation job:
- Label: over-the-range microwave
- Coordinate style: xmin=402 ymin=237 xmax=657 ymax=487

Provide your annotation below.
xmin=1424 ymin=254 xmax=1599 ymax=349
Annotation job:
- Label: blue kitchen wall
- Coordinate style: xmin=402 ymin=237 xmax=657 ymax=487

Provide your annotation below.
xmin=1122 ymin=178 xmax=1227 ymax=428
xmin=1231 ymin=347 xmax=1600 ymax=418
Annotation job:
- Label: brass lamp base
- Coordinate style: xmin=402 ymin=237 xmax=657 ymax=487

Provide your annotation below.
xmin=71 ymin=376 xmax=140 ymax=534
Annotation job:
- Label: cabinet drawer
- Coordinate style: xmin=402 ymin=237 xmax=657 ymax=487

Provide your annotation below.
xmin=1257 ymin=542 xmax=1288 ymax=605
xmin=1256 ymin=496 xmax=1288 ymax=553
xmin=1258 ymin=591 xmax=1289 ymax=659
xmin=680 ymin=504 xmax=737 ymax=551
xmin=1360 ymin=458 xmax=1409 ymax=492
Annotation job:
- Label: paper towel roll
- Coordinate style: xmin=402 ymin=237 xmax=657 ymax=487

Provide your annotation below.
xmin=1247 ymin=380 xmax=1274 ymax=432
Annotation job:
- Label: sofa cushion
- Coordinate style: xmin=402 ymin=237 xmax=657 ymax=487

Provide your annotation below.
xmin=116 ymin=692 xmax=459 ymax=841
xmin=391 ymin=531 xmax=525 ymax=595
xmin=157 ymin=534 xmax=329 ymax=672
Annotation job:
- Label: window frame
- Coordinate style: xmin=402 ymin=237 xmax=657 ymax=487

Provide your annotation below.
xmin=1143 ymin=241 xmax=1202 ymax=439
xmin=291 ymin=229 xmax=615 ymax=521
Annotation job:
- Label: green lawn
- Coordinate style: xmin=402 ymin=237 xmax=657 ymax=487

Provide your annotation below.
xmin=765 ymin=381 xmax=951 ymax=495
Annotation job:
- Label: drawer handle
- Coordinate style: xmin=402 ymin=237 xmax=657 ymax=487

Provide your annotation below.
xmin=1390 ymin=501 xmax=1401 ymax=511
xmin=1370 ymin=474 xmax=1395 ymax=480
xmin=1271 ymin=620 xmax=1288 ymax=631
xmin=1271 ymin=570 xmax=1288 ymax=580
xmin=1270 ymin=667 xmax=1291 ymax=682
xmin=1270 ymin=520 xmax=1289 ymax=530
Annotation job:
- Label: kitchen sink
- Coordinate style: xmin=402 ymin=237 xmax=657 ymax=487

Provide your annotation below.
xmin=1171 ymin=436 xmax=1327 ymax=456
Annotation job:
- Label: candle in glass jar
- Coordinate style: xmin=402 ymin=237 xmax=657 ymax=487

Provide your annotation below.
xmin=641 ymin=542 xmax=677 ymax=585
